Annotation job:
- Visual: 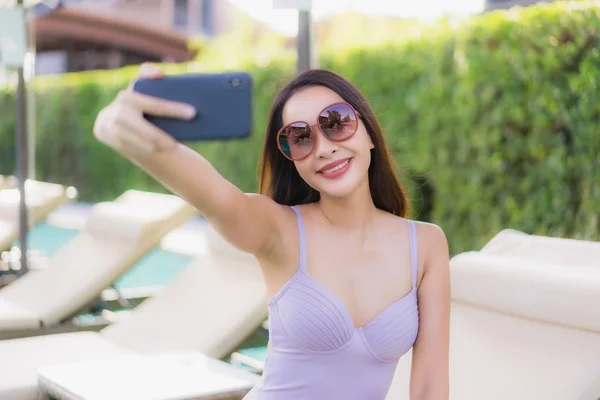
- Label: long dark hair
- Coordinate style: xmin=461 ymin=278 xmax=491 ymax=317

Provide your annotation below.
xmin=258 ymin=69 xmax=409 ymax=217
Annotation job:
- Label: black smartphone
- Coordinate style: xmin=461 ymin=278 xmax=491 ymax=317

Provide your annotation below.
xmin=132 ymin=72 xmax=253 ymax=142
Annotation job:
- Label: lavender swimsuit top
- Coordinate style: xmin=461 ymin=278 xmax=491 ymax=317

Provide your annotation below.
xmin=254 ymin=206 xmax=420 ymax=399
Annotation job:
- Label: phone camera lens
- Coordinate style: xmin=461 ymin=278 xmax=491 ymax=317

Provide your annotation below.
xmin=230 ymin=78 xmax=242 ymax=87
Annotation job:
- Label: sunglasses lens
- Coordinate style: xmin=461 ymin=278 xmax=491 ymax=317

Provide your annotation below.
xmin=318 ymin=103 xmax=358 ymax=141
xmin=278 ymin=122 xmax=313 ymax=160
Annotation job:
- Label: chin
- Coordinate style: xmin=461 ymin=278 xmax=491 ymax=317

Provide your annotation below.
xmin=318 ymin=185 xmax=360 ymax=199
xmin=311 ymin=166 xmax=368 ymax=200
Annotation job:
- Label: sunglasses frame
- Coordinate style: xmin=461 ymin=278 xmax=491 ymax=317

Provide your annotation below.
xmin=276 ymin=102 xmax=362 ymax=161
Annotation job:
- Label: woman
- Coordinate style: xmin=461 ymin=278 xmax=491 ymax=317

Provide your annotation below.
xmin=94 ymin=63 xmax=450 ymax=399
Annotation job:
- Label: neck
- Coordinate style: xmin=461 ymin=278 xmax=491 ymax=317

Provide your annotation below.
xmin=317 ymin=180 xmax=377 ymax=230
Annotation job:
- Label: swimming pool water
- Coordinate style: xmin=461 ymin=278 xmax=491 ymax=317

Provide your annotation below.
xmin=13 ymin=222 xmax=192 ymax=289
xmin=15 ymin=222 xmax=79 ymax=258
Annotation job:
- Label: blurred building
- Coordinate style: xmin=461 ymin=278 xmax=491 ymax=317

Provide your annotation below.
xmin=60 ymin=0 xmax=227 ymax=37
xmin=484 ymin=0 xmax=557 ymax=11
xmin=31 ymin=0 xmax=235 ymax=75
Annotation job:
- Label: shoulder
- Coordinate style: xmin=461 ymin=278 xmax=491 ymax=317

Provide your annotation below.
xmin=410 ymin=220 xmax=449 ymax=275
xmin=412 ymin=220 xmax=448 ymax=250
xmin=387 ymin=215 xmax=448 ymax=260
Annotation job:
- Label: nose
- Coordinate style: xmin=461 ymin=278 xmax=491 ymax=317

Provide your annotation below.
xmin=313 ymin=132 xmax=338 ymax=159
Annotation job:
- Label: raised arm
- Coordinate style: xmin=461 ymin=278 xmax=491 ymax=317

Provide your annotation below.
xmin=93 ymin=63 xmax=284 ymax=257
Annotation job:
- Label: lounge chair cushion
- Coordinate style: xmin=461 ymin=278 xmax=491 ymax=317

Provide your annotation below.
xmin=481 ymin=229 xmax=600 ymax=266
xmin=0 ymin=331 xmax=132 ymax=400
xmin=450 ymin=252 xmax=600 ymax=333
xmin=85 ymin=202 xmax=172 ymax=241
xmin=0 ymin=190 xmax=196 ymax=330
xmin=0 ymin=181 xmax=72 ymax=220
xmin=385 ymin=302 xmax=600 ymax=400
xmin=101 ymin=251 xmax=267 ymax=359
xmin=0 ymin=299 xmax=40 ymax=331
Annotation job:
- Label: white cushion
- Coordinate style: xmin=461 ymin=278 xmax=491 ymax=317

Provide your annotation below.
xmin=386 ymin=302 xmax=600 ymax=400
xmin=0 ymin=219 xmax=17 ymax=250
xmin=0 ymin=331 xmax=132 ymax=400
xmin=0 ymin=181 xmax=69 ymax=218
xmin=101 ymin=252 xmax=267 ymax=359
xmin=37 ymin=351 xmax=261 ymax=400
xmin=84 ymin=194 xmax=191 ymax=240
xmin=0 ymin=175 xmax=13 ymax=189
xmin=114 ymin=189 xmax=189 ymax=208
xmin=450 ymin=252 xmax=600 ymax=333
xmin=0 ymin=191 xmax=196 ymax=330
xmin=84 ymin=202 xmax=156 ymax=240
xmin=0 ymin=299 xmax=40 ymax=331
xmin=481 ymin=229 xmax=600 ymax=266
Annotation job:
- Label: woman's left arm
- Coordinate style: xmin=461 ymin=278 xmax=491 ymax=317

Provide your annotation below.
xmin=409 ymin=223 xmax=450 ymax=400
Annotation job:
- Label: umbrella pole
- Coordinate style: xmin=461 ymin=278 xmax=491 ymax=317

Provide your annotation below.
xmin=16 ymin=0 xmax=29 ymax=276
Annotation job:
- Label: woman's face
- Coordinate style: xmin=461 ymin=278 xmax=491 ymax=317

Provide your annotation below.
xmin=281 ymin=86 xmax=374 ymax=199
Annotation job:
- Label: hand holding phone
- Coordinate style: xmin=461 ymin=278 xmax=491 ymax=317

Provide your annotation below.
xmin=93 ymin=63 xmax=197 ymax=157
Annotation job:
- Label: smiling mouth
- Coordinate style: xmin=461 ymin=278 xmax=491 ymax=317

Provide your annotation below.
xmin=318 ymin=158 xmax=351 ymax=174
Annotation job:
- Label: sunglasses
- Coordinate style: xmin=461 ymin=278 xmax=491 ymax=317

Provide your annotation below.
xmin=277 ymin=102 xmax=361 ymax=161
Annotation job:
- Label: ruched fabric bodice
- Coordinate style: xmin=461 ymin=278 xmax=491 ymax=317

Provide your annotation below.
xmin=254 ymin=206 xmax=420 ymax=399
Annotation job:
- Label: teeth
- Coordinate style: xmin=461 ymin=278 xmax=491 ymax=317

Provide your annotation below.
xmin=322 ymin=159 xmax=349 ymax=174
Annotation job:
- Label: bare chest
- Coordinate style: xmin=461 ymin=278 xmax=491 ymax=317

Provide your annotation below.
xmin=304 ymin=237 xmax=414 ymax=327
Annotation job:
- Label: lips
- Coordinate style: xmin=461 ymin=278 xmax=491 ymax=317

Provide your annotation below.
xmin=318 ymin=158 xmax=352 ymax=174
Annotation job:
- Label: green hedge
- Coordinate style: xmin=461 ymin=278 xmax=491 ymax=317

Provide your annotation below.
xmin=1 ymin=1 xmax=599 ymax=253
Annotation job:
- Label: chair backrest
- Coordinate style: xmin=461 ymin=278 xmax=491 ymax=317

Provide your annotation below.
xmin=100 ymin=225 xmax=268 ymax=359
xmin=0 ymin=175 xmax=14 ymax=190
xmin=451 ymin=252 xmax=600 ymax=332
xmin=0 ymin=180 xmax=75 ymax=221
xmin=481 ymin=229 xmax=600 ymax=267
xmin=0 ymin=190 xmax=196 ymax=328
xmin=386 ymin=252 xmax=600 ymax=400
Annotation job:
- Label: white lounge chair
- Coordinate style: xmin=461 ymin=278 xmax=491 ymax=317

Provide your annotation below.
xmin=0 ymin=180 xmax=77 ymax=251
xmin=0 ymin=175 xmax=14 ymax=190
xmin=0 ymin=225 xmax=268 ymax=400
xmin=480 ymin=228 xmax=600 ymax=266
xmin=385 ymin=252 xmax=600 ymax=400
xmin=0 ymin=189 xmax=197 ymax=339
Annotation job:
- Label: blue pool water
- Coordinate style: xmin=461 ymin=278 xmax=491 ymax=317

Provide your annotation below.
xmin=19 ymin=222 xmax=80 ymax=258
xmin=114 ymin=248 xmax=191 ymax=289
xmin=238 ymin=346 xmax=268 ymax=362
xmin=14 ymin=222 xmax=191 ymax=289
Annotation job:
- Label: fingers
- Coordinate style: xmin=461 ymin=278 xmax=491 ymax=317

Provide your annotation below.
xmin=118 ymin=111 xmax=177 ymax=151
xmin=95 ymin=103 xmax=176 ymax=156
xmin=118 ymin=128 xmax=157 ymax=155
xmin=137 ymin=63 xmax=164 ymax=80
xmin=95 ymin=106 xmax=153 ymax=155
xmin=117 ymin=90 xmax=196 ymax=120
xmin=95 ymin=66 xmax=194 ymax=156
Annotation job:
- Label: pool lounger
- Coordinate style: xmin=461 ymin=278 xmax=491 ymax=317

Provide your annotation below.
xmin=385 ymin=251 xmax=600 ymax=400
xmin=479 ymin=228 xmax=600 ymax=267
xmin=0 ymin=180 xmax=76 ymax=251
xmin=0 ymin=225 xmax=268 ymax=400
xmin=0 ymin=175 xmax=14 ymax=190
xmin=0 ymin=190 xmax=197 ymax=339
xmin=37 ymin=350 xmax=261 ymax=400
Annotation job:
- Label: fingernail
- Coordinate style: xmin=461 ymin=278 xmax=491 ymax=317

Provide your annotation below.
xmin=185 ymin=106 xmax=196 ymax=119
xmin=140 ymin=63 xmax=161 ymax=75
